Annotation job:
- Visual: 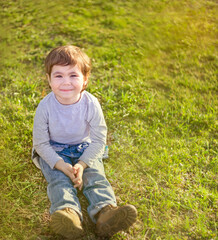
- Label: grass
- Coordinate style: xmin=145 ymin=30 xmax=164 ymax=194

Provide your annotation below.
xmin=0 ymin=0 xmax=217 ymax=239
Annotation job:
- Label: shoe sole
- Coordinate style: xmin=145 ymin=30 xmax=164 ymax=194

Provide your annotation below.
xmin=51 ymin=210 xmax=84 ymax=239
xmin=96 ymin=205 xmax=137 ymax=237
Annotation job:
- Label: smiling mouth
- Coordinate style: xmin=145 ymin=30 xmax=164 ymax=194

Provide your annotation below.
xmin=60 ymin=89 xmax=73 ymax=92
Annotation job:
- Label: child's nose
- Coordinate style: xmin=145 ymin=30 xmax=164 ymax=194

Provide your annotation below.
xmin=63 ymin=77 xmax=71 ymax=84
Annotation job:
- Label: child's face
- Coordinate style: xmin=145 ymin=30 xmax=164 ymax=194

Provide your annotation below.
xmin=48 ymin=64 xmax=87 ymax=105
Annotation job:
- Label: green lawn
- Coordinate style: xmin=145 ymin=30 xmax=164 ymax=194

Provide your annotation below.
xmin=0 ymin=0 xmax=217 ymax=239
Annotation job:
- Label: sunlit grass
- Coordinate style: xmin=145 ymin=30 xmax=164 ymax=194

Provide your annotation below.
xmin=0 ymin=0 xmax=217 ymax=239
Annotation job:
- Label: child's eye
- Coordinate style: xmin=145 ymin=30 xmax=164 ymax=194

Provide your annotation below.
xmin=56 ymin=75 xmax=62 ymax=78
xmin=70 ymin=75 xmax=78 ymax=78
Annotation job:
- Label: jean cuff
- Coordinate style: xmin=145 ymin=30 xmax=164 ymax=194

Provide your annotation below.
xmin=89 ymin=202 xmax=117 ymax=223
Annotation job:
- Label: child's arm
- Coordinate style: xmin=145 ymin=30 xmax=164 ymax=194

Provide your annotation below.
xmin=34 ymin=104 xmax=79 ymax=184
xmin=33 ymin=104 xmax=64 ymax=169
xmin=78 ymin=96 xmax=107 ymax=167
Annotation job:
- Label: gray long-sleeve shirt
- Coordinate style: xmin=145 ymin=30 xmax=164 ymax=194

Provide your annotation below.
xmin=33 ymin=91 xmax=107 ymax=169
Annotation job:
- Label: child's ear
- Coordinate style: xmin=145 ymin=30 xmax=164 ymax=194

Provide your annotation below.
xmin=46 ymin=74 xmax=51 ymax=85
xmin=84 ymin=75 xmax=88 ymax=84
xmin=82 ymin=77 xmax=88 ymax=91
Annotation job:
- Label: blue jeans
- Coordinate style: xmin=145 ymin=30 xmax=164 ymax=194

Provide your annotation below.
xmin=39 ymin=141 xmax=117 ymax=223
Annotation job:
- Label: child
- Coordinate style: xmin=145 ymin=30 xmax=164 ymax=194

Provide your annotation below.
xmin=32 ymin=45 xmax=137 ymax=239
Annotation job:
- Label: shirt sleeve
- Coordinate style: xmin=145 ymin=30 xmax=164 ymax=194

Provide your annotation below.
xmin=78 ymin=97 xmax=107 ymax=167
xmin=33 ymin=103 xmax=63 ymax=169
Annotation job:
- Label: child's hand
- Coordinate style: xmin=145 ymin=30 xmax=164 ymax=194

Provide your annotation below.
xmin=73 ymin=161 xmax=88 ymax=190
xmin=54 ymin=159 xmax=75 ymax=182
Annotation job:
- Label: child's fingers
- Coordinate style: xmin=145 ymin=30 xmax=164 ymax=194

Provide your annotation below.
xmin=75 ymin=183 xmax=83 ymax=190
xmin=79 ymin=183 xmax=83 ymax=191
xmin=66 ymin=171 xmax=75 ymax=180
xmin=72 ymin=167 xmax=77 ymax=175
xmin=73 ymin=177 xmax=82 ymax=184
xmin=63 ymin=169 xmax=75 ymax=182
xmin=73 ymin=177 xmax=83 ymax=190
xmin=65 ymin=165 xmax=76 ymax=179
xmin=74 ymin=182 xmax=83 ymax=190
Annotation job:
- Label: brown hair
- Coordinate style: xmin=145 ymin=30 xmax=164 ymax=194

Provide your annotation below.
xmin=45 ymin=45 xmax=91 ymax=88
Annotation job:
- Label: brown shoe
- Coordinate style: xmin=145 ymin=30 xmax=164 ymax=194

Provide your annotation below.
xmin=96 ymin=204 xmax=137 ymax=237
xmin=50 ymin=208 xmax=84 ymax=239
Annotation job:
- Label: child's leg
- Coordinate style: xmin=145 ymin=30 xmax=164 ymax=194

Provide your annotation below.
xmin=83 ymin=158 xmax=137 ymax=237
xmin=82 ymin=158 xmax=117 ymax=223
xmin=39 ymin=157 xmax=82 ymax=220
